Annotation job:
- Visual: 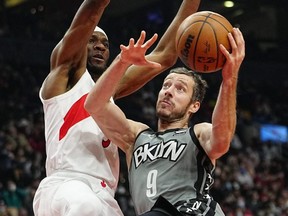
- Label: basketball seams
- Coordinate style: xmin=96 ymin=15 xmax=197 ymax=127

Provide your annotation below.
xmin=194 ymin=13 xmax=218 ymax=72
xmin=194 ymin=14 xmax=232 ymax=32
xmin=190 ymin=15 xmax=232 ymax=71
xmin=176 ymin=11 xmax=232 ymax=73
xmin=196 ymin=13 xmax=213 ymax=72
xmin=202 ymin=19 xmax=221 ymax=71
xmin=192 ymin=20 xmax=206 ymax=71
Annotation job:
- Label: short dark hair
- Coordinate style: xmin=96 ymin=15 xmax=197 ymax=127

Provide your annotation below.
xmin=169 ymin=67 xmax=208 ymax=103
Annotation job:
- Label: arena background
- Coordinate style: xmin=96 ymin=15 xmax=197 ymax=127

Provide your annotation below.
xmin=0 ymin=0 xmax=287 ymax=215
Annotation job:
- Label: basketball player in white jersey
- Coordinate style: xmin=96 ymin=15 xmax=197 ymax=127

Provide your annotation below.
xmin=85 ymin=27 xmax=245 ymax=216
xmin=32 ymin=0 xmax=202 ymax=215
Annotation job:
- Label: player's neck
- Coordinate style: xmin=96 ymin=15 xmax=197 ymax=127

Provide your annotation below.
xmin=158 ymin=120 xmax=189 ymax=132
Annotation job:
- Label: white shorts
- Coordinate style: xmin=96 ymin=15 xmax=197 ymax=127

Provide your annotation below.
xmin=33 ymin=173 xmax=123 ymax=216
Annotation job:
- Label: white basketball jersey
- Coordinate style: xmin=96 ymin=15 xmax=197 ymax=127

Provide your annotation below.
xmin=39 ymin=71 xmax=119 ymax=192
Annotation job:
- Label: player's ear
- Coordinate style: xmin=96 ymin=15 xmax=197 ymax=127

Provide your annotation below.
xmin=188 ymin=101 xmax=200 ymax=115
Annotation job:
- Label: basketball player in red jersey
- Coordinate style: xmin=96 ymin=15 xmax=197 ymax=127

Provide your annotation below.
xmin=32 ymin=0 xmax=202 ymax=215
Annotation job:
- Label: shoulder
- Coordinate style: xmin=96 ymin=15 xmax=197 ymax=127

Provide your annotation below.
xmin=193 ymin=123 xmax=212 ymax=152
xmin=193 ymin=122 xmax=212 ymax=138
xmin=125 ymin=120 xmax=150 ymax=167
xmin=128 ymin=120 xmax=150 ymax=137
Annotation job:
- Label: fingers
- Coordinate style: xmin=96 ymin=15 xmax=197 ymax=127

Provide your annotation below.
xmin=233 ymin=28 xmax=245 ymax=59
xmin=220 ymin=28 xmax=245 ymax=60
xmin=228 ymin=31 xmax=237 ymax=51
xmin=143 ymin=33 xmax=158 ymax=48
xmin=232 ymin=28 xmax=245 ymax=47
xmin=230 ymin=28 xmax=245 ymax=62
xmin=229 ymin=28 xmax=244 ymax=53
xmin=119 ymin=44 xmax=127 ymax=51
xmin=219 ymin=43 xmax=230 ymax=59
xmin=119 ymin=30 xmax=161 ymax=68
xmin=222 ymin=28 xmax=238 ymax=56
xmin=135 ymin=31 xmax=158 ymax=48
xmin=122 ymin=30 xmax=158 ymax=50
xmin=135 ymin=31 xmax=146 ymax=46
xmin=128 ymin=38 xmax=135 ymax=49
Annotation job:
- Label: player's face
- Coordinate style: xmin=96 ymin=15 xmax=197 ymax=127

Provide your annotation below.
xmin=87 ymin=31 xmax=110 ymax=76
xmin=156 ymin=73 xmax=194 ymax=122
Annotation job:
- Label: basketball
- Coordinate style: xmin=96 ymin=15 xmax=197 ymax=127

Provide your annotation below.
xmin=176 ymin=11 xmax=233 ymax=73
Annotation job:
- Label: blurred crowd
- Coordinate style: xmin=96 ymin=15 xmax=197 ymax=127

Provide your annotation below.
xmin=0 ymin=1 xmax=288 ymax=215
xmin=0 ymin=60 xmax=287 ymax=216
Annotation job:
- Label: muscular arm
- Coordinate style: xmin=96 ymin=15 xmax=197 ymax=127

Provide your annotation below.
xmin=41 ymin=0 xmax=110 ymax=99
xmin=84 ymin=32 xmax=160 ymax=159
xmin=114 ymin=0 xmax=201 ymax=99
xmin=198 ymin=28 xmax=245 ymax=162
xmin=85 ymin=55 xmax=144 ymax=153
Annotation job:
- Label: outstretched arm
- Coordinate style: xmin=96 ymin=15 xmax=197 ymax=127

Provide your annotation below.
xmin=84 ymin=31 xmax=160 ymax=154
xmin=114 ymin=0 xmax=201 ymax=99
xmin=42 ymin=0 xmax=110 ymax=99
xmin=198 ymin=28 xmax=245 ymax=162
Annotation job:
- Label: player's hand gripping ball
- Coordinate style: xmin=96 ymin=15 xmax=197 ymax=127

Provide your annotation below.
xmin=176 ymin=11 xmax=233 ymax=73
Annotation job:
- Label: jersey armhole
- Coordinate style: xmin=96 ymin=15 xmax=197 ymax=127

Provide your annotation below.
xmin=189 ymin=126 xmax=214 ymax=167
xmin=135 ymin=128 xmax=153 ymax=142
xmin=189 ymin=126 xmax=201 ymax=149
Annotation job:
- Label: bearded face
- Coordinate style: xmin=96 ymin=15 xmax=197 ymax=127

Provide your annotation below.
xmin=156 ymin=73 xmax=195 ymax=123
xmin=86 ymin=31 xmax=110 ymax=80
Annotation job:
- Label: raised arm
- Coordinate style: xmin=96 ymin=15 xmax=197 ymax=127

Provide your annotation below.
xmin=42 ymin=0 xmax=110 ymax=99
xmin=84 ymin=31 xmax=160 ymax=155
xmin=198 ymin=28 xmax=245 ymax=162
xmin=114 ymin=0 xmax=201 ymax=99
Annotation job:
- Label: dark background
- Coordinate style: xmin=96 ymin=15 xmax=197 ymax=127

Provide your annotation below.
xmin=1 ymin=0 xmax=288 ymax=67
xmin=0 ymin=0 xmax=288 ymax=215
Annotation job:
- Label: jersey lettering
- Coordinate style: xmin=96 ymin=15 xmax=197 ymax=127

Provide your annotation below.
xmin=186 ymin=201 xmax=202 ymax=213
xmin=204 ymin=173 xmax=214 ymax=191
xmin=59 ymin=93 xmax=90 ymax=140
xmin=133 ymin=140 xmax=186 ymax=168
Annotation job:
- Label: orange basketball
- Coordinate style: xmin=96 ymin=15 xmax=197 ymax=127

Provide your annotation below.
xmin=176 ymin=11 xmax=233 ymax=73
